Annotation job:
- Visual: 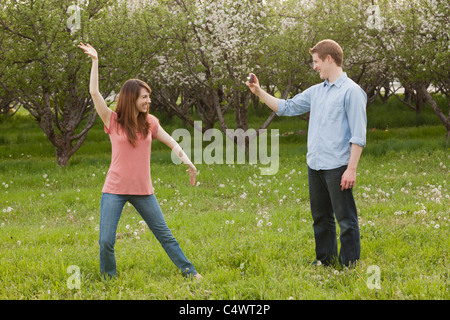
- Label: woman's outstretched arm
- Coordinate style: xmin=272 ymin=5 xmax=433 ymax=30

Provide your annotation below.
xmin=156 ymin=126 xmax=197 ymax=186
xmin=78 ymin=43 xmax=112 ymax=129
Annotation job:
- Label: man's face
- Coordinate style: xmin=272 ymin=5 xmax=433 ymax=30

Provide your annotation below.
xmin=312 ymin=53 xmax=331 ymax=80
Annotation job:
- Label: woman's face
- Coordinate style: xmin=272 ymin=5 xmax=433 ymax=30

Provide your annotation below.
xmin=135 ymin=87 xmax=151 ymax=114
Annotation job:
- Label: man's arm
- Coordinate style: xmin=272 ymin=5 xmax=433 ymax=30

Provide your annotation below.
xmin=340 ymin=143 xmax=363 ymax=191
xmin=246 ymin=74 xmax=279 ymax=112
xmin=341 ymin=85 xmax=367 ymax=191
xmin=246 ymin=73 xmax=311 ymax=116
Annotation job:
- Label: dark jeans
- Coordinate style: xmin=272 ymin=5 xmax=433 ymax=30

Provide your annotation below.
xmin=307 ymin=166 xmax=361 ymax=267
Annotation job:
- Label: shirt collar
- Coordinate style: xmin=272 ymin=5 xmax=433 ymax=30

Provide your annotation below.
xmin=324 ymin=72 xmax=347 ymax=88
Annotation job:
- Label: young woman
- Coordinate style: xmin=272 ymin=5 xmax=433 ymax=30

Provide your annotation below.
xmin=78 ymin=43 xmax=201 ymax=280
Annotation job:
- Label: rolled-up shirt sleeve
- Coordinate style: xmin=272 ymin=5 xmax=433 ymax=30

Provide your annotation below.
xmin=345 ymin=86 xmax=367 ymax=147
xmin=277 ymin=87 xmax=312 ymax=117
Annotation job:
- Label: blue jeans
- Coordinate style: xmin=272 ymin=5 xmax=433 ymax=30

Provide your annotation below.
xmin=307 ymin=166 xmax=361 ymax=267
xmin=99 ymin=193 xmax=197 ymax=278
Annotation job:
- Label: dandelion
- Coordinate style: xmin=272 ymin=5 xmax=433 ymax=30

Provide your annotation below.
xmin=257 ymin=219 xmax=263 ymax=227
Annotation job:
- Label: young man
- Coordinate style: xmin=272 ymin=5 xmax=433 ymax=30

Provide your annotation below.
xmin=246 ymin=39 xmax=367 ymax=267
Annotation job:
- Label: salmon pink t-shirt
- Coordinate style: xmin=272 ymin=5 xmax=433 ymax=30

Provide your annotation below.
xmin=102 ymin=111 xmax=160 ymax=195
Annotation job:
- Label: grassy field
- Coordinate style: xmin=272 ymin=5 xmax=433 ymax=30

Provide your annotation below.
xmin=0 ymin=97 xmax=448 ymax=300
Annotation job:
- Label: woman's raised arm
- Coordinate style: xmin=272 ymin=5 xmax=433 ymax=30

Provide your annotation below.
xmin=78 ymin=43 xmax=112 ymax=129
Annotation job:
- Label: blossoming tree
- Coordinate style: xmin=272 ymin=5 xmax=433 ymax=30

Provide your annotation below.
xmin=0 ymin=0 xmax=150 ymax=165
xmin=377 ymin=0 xmax=449 ymax=141
xmin=140 ymin=0 xmax=272 ymax=137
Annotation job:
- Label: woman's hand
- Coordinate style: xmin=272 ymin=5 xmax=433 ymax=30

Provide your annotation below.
xmin=78 ymin=43 xmax=98 ymax=61
xmin=186 ymin=165 xmax=197 ymax=186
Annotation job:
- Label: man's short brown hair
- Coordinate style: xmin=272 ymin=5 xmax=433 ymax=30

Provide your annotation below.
xmin=309 ymin=39 xmax=343 ymax=67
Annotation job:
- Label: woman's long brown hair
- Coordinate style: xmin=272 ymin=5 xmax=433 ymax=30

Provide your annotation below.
xmin=115 ymin=79 xmax=151 ymax=147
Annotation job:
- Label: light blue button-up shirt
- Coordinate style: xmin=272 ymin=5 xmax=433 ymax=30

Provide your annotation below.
xmin=277 ymin=72 xmax=367 ymax=170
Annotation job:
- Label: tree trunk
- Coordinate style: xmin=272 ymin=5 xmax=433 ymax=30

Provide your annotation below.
xmin=419 ymin=85 xmax=450 ymax=144
xmin=56 ymin=147 xmax=71 ymax=167
xmin=234 ymin=90 xmax=250 ymax=131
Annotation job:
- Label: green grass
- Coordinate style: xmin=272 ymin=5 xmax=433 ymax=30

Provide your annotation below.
xmin=0 ymin=98 xmax=449 ymax=300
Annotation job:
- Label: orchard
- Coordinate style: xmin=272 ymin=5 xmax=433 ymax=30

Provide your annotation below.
xmin=1 ymin=0 xmax=448 ymax=164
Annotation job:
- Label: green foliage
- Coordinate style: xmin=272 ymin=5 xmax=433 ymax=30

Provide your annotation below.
xmin=1 ymin=0 xmax=449 ymax=165
xmin=367 ymin=95 xmax=449 ymax=129
xmin=0 ymin=0 xmax=153 ymax=165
